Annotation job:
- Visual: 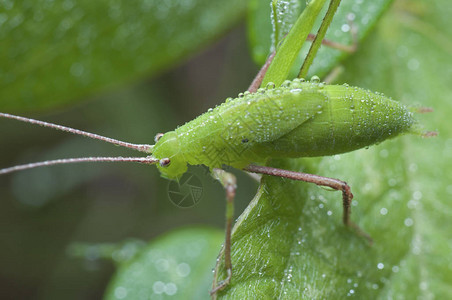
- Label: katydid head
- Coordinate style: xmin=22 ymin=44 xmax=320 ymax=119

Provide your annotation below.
xmin=152 ymin=131 xmax=187 ymax=179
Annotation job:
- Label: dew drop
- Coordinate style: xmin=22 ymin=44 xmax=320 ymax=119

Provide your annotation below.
xmin=407 ymin=58 xmax=420 ymax=71
xmin=114 ymin=286 xmax=128 ymax=299
xmin=176 ymin=263 xmax=191 ymax=277
xmin=265 ymin=82 xmax=276 ymax=89
xmin=412 ymin=190 xmax=422 ymax=200
xmin=153 ymin=281 xmax=165 ymax=294
xmin=310 ymin=75 xmax=320 ymax=83
xmin=341 ymin=23 xmax=350 ymax=32
xmin=70 ymin=62 xmax=84 ymax=77
xmin=165 ymin=282 xmax=178 ymax=295
xmin=281 ymin=80 xmax=292 ymax=87
xmin=404 ymin=218 xmax=414 ymax=227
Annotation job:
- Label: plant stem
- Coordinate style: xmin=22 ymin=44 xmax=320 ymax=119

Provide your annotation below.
xmin=298 ymin=0 xmax=342 ymax=79
xmin=262 ymin=0 xmax=327 ymax=87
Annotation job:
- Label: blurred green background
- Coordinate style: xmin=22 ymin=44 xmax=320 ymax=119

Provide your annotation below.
xmin=0 ymin=1 xmax=258 ymax=298
xmin=1 ymin=0 xmax=451 ymax=299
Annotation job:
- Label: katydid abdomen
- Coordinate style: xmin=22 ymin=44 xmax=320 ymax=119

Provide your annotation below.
xmin=259 ymin=83 xmax=417 ymax=157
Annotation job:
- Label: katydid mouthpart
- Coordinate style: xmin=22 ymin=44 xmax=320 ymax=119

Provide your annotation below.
xmin=0 ymin=77 xmax=435 ymax=295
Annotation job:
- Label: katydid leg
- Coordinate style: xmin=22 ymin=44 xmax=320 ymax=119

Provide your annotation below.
xmin=210 ymin=168 xmax=237 ymax=296
xmin=306 ymin=13 xmax=358 ymax=54
xmin=248 ymin=51 xmax=276 ymax=93
xmin=244 ymin=164 xmax=372 ymax=244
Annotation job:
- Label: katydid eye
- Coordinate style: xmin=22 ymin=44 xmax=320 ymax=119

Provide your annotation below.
xmin=154 ymin=133 xmax=164 ymax=143
xmin=159 ymin=158 xmax=171 ymax=167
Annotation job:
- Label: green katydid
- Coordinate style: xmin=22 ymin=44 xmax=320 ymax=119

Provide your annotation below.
xmin=0 ymin=78 xmax=435 ymax=294
xmin=0 ymin=0 xmax=436 ymax=296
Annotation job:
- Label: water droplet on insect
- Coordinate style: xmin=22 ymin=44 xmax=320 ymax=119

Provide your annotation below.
xmin=281 ymin=80 xmax=292 ymax=87
xmin=238 ymin=92 xmax=244 ymax=98
xmin=257 ymin=88 xmax=265 ymax=94
xmin=225 ymin=97 xmax=233 ymax=103
xmin=290 ymin=88 xmax=302 ymax=94
xmin=265 ymin=82 xmax=276 ymax=89
xmin=310 ymin=75 xmax=320 ymax=83
xmin=377 ymin=263 xmax=384 ymax=270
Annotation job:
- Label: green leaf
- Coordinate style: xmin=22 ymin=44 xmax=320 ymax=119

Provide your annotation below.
xmin=340 ymin=0 xmax=452 ymax=297
xmin=307 ymin=0 xmax=394 ymax=77
xmin=247 ymin=0 xmax=306 ymax=65
xmin=105 ymin=227 xmax=224 ymax=300
xmin=261 ymin=0 xmax=327 ymax=87
xmin=247 ymin=0 xmax=393 ymax=79
xmin=216 ymin=0 xmax=452 ymax=298
xmin=246 ymin=0 xmax=275 ymax=65
xmin=0 ymin=0 xmax=249 ymax=111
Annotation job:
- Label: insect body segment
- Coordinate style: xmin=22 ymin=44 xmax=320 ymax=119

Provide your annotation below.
xmin=152 ymin=79 xmax=418 ymax=179
xmin=258 ymin=82 xmax=418 ymax=158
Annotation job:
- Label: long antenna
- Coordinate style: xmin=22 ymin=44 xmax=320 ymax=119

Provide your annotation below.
xmin=0 ymin=112 xmax=153 ymax=153
xmin=0 ymin=156 xmax=159 ymax=175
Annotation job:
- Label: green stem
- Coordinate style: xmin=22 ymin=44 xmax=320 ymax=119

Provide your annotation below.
xmin=298 ymin=0 xmax=342 ymax=79
xmin=262 ymin=0 xmax=327 ymax=87
xmin=271 ymin=0 xmax=279 ymax=50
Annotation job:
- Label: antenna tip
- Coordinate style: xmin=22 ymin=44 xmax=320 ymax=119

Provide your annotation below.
xmin=422 ymin=131 xmax=438 ymax=138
